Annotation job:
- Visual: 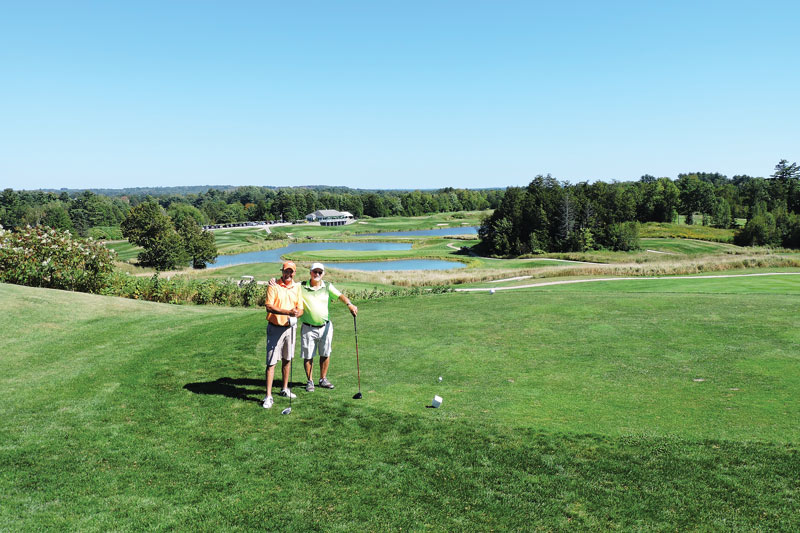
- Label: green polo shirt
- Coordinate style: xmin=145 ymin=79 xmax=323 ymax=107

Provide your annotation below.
xmin=300 ymin=280 xmax=342 ymax=326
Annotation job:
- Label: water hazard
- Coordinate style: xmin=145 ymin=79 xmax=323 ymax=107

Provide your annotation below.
xmin=210 ymin=242 xmax=411 ymax=268
xmin=208 ymin=226 xmax=474 ymax=271
xmin=324 ymin=259 xmax=464 ymax=271
xmin=360 ymin=226 xmax=478 ymax=237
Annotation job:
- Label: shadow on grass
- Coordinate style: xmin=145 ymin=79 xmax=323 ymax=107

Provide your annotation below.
xmin=184 ymin=377 xmax=263 ymax=403
xmin=183 ymin=377 xmax=304 ymax=403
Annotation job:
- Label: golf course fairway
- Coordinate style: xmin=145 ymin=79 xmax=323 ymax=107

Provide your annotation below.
xmin=2 ymin=278 xmax=799 ymax=530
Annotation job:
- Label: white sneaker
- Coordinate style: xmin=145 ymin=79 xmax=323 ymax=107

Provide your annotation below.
xmin=262 ymin=396 xmax=274 ymax=409
xmin=278 ymin=389 xmax=297 ymax=399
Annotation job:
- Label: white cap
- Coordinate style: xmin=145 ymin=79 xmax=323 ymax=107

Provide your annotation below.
xmin=310 ymin=262 xmax=325 ymax=273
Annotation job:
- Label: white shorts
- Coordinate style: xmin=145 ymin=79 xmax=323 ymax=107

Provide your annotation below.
xmin=301 ymin=321 xmax=333 ymax=360
xmin=266 ymin=323 xmax=296 ymax=367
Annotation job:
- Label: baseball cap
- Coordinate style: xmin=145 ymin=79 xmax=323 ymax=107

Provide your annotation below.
xmin=310 ymin=262 xmax=325 ymax=273
xmin=282 ymin=261 xmax=296 ymax=272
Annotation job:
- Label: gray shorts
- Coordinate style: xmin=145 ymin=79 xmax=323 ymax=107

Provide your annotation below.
xmin=301 ymin=321 xmax=333 ymax=360
xmin=266 ymin=323 xmax=296 ymax=367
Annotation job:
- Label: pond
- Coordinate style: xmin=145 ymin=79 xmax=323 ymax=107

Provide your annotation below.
xmin=324 ymin=259 xmax=465 ymax=271
xmin=210 ymin=242 xmax=411 ymax=268
xmin=360 ymin=226 xmax=478 ymax=237
xmin=208 ymin=241 xmax=467 ymax=271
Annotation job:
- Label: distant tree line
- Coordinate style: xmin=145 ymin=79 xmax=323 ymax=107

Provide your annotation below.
xmin=3 ymin=160 xmax=798 ymax=255
xmin=0 ymin=186 xmax=503 ymax=236
xmin=0 ymin=189 xmax=129 ymax=237
xmin=478 ymin=160 xmax=800 ymax=255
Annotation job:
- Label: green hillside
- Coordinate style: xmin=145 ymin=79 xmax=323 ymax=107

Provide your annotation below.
xmin=2 ymin=280 xmax=799 ymax=530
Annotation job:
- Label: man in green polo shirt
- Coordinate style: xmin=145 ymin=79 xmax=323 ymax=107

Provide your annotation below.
xmin=300 ymin=262 xmax=357 ymax=392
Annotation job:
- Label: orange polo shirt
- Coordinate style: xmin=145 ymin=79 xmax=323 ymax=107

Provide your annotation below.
xmin=266 ymin=278 xmax=303 ymax=326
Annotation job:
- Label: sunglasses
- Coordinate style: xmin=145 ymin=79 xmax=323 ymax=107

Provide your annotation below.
xmin=311 ymin=270 xmax=324 ymax=274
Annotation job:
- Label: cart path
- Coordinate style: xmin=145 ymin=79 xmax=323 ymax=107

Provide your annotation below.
xmin=455 ymin=272 xmax=800 ymax=292
xmin=489 ymin=275 xmax=533 ymax=283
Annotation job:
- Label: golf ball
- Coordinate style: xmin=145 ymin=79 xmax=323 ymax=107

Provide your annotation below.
xmin=438 ymin=376 xmax=443 ymax=382
xmin=490 ymin=289 xmax=496 ymax=294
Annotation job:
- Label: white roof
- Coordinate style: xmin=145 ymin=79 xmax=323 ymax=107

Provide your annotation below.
xmin=308 ymin=209 xmax=354 ymax=218
xmin=315 ymin=209 xmax=341 ymax=217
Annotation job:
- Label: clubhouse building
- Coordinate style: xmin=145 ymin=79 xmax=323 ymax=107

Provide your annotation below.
xmin=305 ymin=209 xmax=355 ymax=226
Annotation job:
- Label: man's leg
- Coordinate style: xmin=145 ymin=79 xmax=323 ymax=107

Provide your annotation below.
xmin=304 ymin=359 xmax=314 ymax=382
xmin=266 ymin=364 xmax=276 ymax=397
xmin=301 ymin=324 xmax=320 ymax=389
xmin=265 ymin=324 xmax=279 ymax=405
xmin=281 ymin=359 xmax=291 ymax=390
xmin=318 ymin=322 xmax=334 ymax=388
xmin=277 ymin=323 xmax=297 ymax=398
xmin=320 ymin=356 xmax=330 ymax=381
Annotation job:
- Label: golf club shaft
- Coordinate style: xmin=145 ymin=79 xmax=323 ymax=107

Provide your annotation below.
xmin=354 ymin=315 xmax=361 ymax=393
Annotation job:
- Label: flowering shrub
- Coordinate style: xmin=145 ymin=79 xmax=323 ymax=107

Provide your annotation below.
xmin=0 ymin=225 xmax=116 ymax=292
xmin=0 ymin=224 xmax=447 ymax=306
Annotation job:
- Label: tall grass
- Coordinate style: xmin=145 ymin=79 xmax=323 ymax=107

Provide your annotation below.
xmin=325 ymin=253 xmax=800 ymax=287
xmin=640 ymin=221 xmax=735 ymax=242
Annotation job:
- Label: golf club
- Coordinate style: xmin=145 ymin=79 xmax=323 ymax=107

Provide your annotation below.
xmin=281 ymin=355 xmax=293 ymax=415
xmin=353 ymin=315 xmax=362 ymax=399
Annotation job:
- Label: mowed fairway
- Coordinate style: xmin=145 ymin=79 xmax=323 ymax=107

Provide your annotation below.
xmin=2 ymin=279 xmax=799 ymax=530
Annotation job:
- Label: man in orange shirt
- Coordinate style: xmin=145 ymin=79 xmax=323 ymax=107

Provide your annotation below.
xmin=263 ymin=261 xmax=303 ymax=409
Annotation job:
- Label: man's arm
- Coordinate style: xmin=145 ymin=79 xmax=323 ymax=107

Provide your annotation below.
xmin=294 ymin=286 xmax=304 ymax=318
xmin=266 ymin=286 xmax=300 ymax=317
xmin=338 ymin=294 xmax=357 ymax=317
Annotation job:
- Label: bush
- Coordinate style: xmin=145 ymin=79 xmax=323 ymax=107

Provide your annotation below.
xmin=347 ymin=285 xmax=454 ymax=300
xmin=99 ymin=273 xmax=269 ymax=307
xmin=0 ymin=225 xmax=116 ymax=292
xmin=734 ymin=214 xmax=777 ymax=247
xmin=602 ymin=222 xmax=640 ymax=251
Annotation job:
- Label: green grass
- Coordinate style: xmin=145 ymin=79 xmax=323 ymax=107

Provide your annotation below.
xmin=639 ymin=237 xmax=741 ymax=255
xmin=211 ymin=227 xmax=288 ymax=255
xmin=519 ymin=272 xmax=800 ymax=294
xmin=88 ymin=225 xmax=124 ymax=240
xmin=641 ymin=221 xmax=735 ymax=243
xmin=105 ymin=240 xmax=141 ymax=262
xmin=2 ymin=280 xmax=799 ymax=530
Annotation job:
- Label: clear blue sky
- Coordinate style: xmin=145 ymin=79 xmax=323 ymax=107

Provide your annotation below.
xmin=1 ymin=1 xmax=798 ymax=190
